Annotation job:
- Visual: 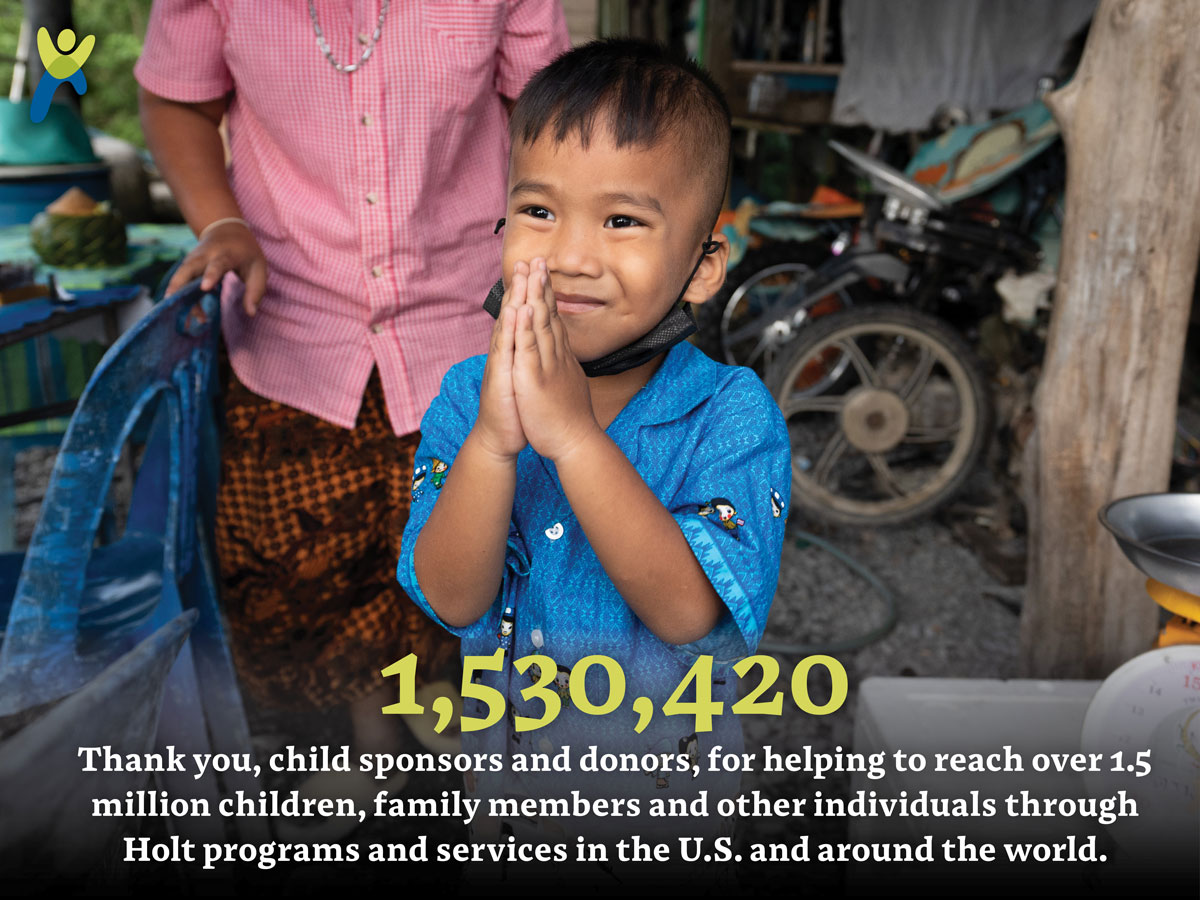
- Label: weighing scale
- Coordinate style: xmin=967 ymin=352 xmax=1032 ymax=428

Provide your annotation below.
xmin=1091 ymin=494 xmax=1200 ymax=859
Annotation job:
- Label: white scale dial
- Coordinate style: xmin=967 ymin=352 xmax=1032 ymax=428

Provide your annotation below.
xmin=1080 ymin=645 xmax=1200 ymax=858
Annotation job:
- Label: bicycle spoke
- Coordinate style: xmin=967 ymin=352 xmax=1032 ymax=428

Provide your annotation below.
xmin=866 ymin=452 xmax=906 ymax=497
xmin=899 ymin=346 xmax=936 ymax=404
xmin=783 ymin=394 xmax=845 ymax=416
xmin=727 ymin=316 xmax=779 ymax=346
xmin=743 ymin=336 xmax=771 ymax=369
xmin=811 ymin=431 xmax=848 ymax=486
xmin=836 ymin=337 xmax=880 ymax=386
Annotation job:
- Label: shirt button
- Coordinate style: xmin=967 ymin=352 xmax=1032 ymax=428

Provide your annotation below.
xmin=370 ymin=324 xmax=384 ymax=334
xmin=358 ymin=32 xmax=370 ymax=45
xmin=365 ymin=191 xmax=379 ymax=205
xmin=371 ymin=265 xmax=383 ymax=278
xmin=361 ymin=114 xmax=373 ymax=126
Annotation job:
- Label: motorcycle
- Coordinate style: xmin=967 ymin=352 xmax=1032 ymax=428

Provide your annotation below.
xmin=700 ymin=98 xmax=1064 ymax=525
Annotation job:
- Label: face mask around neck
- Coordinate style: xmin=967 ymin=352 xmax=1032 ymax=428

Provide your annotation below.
xmin=482 ymin=222 xmax=721 ymax=377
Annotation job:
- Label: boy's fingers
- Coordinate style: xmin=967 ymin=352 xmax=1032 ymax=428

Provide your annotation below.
xmin=490 ymin=281 xmax=511 ymax=343
xmin=528 ymin=271 xmax=559 ymax=370
xmin=506 ymin=261 xmax=531 ymax=310
xmin=540 ymin=259 xmax=558 ymax=317
xmin=514 ymin=304 xmax=539 ymax=358
xmin=494 ymin=263 xmax=526 ymax=329
xmin=488 ymin=305 xmax=506 ymax=351
xmin=534 ymin=259 xmax=570 ymax=359
xmin=535 ymin=260 xmax=565 ymax=354
xmin=492 ymin=296 xmax=521 ymax=365
xmin=529 ymin=271 xmax=551 ymax=327
xmin=507 ymin=268 xmax=527 ymax=312
xmin=497 ymin=305 xmax=517 ymax=371
xmin=523 ymin=258 xmax=543 ymax=308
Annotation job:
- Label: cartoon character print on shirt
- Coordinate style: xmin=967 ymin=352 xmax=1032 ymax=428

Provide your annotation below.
xmin=698 ymin=497 xmax=746 ymax=540
xmin=681 ymin=732 xmax=700 ymax=779
xmin=527 ymin=660 xmax=543 ymax=684
xmin=411 ymin=464 xmax=428 ymax=499
xmin=770 ymin=487 xmax=785 ymax=518
xmin=554 ymin=664 xmax=571 ymax=708
xmin=497 ymin=606 xmax=515 ymax=645
xmin=430 ymin=458 xmax=449 ymax=488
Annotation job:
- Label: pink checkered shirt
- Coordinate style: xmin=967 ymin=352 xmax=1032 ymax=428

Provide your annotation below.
xmin=135 ymin=1 xmax=568 ymax=434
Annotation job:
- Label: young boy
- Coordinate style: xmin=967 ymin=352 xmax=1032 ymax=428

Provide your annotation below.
xmin=396 ymin=39 xmax=789 ymax=864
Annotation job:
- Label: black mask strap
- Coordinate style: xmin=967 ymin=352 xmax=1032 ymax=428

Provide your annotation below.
xmin=482 ymin=234 xmax=721 ymax=377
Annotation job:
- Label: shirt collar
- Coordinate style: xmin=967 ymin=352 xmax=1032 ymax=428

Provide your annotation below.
xmin=620 ymin=340 xmax=725 ymax=428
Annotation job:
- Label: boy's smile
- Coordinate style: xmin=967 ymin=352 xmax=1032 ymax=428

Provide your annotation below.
xmin=502 ymin=129 xmax=721 ymax=364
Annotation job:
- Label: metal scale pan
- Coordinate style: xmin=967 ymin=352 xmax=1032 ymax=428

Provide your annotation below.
xmin=1100 ymin=492 xmax=1200 ymax=594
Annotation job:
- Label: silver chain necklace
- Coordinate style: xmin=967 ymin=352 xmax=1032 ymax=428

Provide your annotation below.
xmin=308 ymin=0 xmax=390 ymax=74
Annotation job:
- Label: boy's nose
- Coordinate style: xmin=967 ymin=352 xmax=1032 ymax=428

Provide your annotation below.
xmin=545 ymin=222 xmax=602 ymax=278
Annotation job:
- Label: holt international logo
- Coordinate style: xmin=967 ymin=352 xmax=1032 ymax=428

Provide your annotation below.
xmin=30 ymin=27 xmax=95 ymax=124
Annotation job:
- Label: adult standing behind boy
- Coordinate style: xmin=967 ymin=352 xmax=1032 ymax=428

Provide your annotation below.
xmin=134 ymin=2 xmax=569 ymax=761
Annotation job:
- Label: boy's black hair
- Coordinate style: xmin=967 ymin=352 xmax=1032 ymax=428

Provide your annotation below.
xmin=509 ymin=38 xmax=732 ymax=236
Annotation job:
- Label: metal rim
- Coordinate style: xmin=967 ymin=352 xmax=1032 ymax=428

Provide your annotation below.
xmin=776 ymin=316 xmax=981 ymax=521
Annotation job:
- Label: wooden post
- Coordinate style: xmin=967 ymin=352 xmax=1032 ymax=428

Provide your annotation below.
xmin=1021 ymin=0 xmax=1200 ymax=677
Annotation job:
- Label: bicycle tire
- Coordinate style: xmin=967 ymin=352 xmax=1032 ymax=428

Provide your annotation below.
xmin=766 ymin=304 xmax=992 ymax=527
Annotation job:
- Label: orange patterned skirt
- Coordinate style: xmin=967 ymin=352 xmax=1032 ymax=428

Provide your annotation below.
xmin=215 ymin=360 xmax=457 ymax=709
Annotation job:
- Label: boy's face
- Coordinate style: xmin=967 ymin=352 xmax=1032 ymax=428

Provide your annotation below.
xmin=502 ymin=128 xmax=724 ymax=363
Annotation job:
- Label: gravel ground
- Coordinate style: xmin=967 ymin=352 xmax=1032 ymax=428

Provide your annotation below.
xmin=737 ymin=515 xmax=1020 ymax=893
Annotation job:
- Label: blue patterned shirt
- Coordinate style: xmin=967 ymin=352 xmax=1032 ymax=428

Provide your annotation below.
xmin=397 ymin=340 xmax=790 ymax=827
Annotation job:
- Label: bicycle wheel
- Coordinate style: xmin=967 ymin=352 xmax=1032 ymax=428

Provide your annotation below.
xmin=694 ymin=240 xmax=848 ymax=373
xmin=767 ymin=304 xmax=992 ymax=527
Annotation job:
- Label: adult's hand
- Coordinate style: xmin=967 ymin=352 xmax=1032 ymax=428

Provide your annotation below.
xmin=140 ymin=87 xmax=268 ymax=315
xmin=166 ymin=221 xmax=269 ymax=316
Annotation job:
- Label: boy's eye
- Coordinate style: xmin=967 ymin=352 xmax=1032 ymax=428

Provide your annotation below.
xmin=605 ymin=214 xmax=642 ymax=229
xmin=521 ymin=206 xmax=554 ymax=221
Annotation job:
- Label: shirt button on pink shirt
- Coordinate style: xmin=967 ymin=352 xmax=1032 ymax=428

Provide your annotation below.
xmin=133 ymin=0 xmax=570 ymax=436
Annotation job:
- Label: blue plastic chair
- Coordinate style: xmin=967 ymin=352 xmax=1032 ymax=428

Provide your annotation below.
xmin=0 ymin=610 xmax=197 ymax=875
xmin=0 ymin=279 xmax=267 ymax=844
